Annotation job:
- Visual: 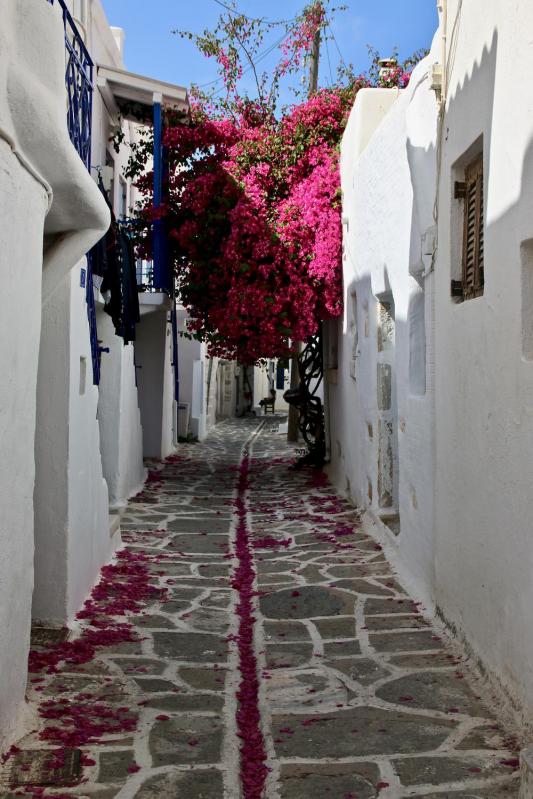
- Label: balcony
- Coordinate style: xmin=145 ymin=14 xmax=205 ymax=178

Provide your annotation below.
xmin=46 ymin=0 xmax=93 ymax=170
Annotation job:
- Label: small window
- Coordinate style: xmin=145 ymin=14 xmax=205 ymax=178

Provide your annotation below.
xmin=452 ymin=153 xmax=484 ymax=300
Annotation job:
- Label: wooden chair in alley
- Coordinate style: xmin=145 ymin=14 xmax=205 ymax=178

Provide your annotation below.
xmin=259 ymin=389 xmax=276 ymax=414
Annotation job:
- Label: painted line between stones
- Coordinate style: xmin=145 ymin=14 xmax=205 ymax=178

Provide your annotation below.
xmin=231 ymin=423 xmax=268 ymax=799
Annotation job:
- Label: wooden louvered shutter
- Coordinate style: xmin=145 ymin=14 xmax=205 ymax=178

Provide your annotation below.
xmin=461 ymin=155 xmax=484 ymax=299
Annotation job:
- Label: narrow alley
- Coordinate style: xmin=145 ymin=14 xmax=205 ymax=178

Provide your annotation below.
xmin=2 ymin=420 xmax=522 ymax=799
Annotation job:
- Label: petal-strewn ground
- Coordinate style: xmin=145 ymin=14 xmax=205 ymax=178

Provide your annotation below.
xmin=1 ymin=419 xmax=522 ymax=798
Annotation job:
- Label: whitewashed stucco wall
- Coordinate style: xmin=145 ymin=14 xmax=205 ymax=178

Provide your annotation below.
xmin=33 ymin=270 xmax=115 ymax=625
xmin=0 ymin=0 xmax=109 ymax=747
xmin=96 ymin=310 xmax=145 ymax=507
xmin=433 ymin=0 xmax=533 ymax=718
xmin=136 ymin=305 xmax=177 ymax=459
xmin=330 ymin=47 xmax=439 ymax=603
xmin=162 ymin=318 xmax=178 ymax=455
xmin=66 ymin=270 xmax=116 ymax=619
xmin=85 ymin=0 xmax=145 ymax=506
xmin=0 ymin=138 xmax=48 ymax=750
xmin=92 ymin=74 xmax=145 ymax=504
xmin=176 ymin=308 xmax=210 ymax=441
xmin=334 ymin=0 xmax=533 ymax=722
xmin=33 ymin=0 xmax=126 ymax=625
xmin=33 ymin=274 xmax=74 ymax=623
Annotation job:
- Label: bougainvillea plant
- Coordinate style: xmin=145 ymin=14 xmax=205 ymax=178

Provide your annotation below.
xmin=121 ymin=2 xmax=424 ymax=364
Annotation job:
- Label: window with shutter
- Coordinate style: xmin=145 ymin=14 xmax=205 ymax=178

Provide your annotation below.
xmin=453 ymin=154 xmax=484 ymax=300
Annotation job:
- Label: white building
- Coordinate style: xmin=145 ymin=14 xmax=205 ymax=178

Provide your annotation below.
xmin=330 ymin=0 xmax=533 ymax=731
xmin=0 ymin=0 xmax=188 ymax=750
xmin=1 ymin=0 xmax=105 ymax=747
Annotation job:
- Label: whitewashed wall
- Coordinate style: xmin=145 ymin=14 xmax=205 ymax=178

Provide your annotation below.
xmin=96 ymin=310 xmax=145 ymax=507
xmin=33 ymin=269 xmax=114 ymax=624
xmin=176 ymin=308 xmax=211 ymax=440
xmin=330 ymin=53 xmax=439 ymax=602
xmin=0 ymin=137 xmax=48 ymax=750
xmin=66 ymin=271 xmax=116 ymax=618
xmin=433 ymin=0 xmax=533 ymax=719
xmin=0 ymin=0 xmax=109 ymax=748
xmin=33 ymin=0 xmax=134 ymax=625
xmin=86 ymin=0 xmax=145 ymax=504
xmin=205 ymin=357 xmax=219 ymax=431
xmin=334 ymin=0 xmax=533 ymax=723
xmin=136 ymin=301 xmax=177 ymax=458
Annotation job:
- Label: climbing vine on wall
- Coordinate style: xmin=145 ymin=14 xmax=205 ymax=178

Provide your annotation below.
xmin=121 ymin=2 xmax=423 ymax=364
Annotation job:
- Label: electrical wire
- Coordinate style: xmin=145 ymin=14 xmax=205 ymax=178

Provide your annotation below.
xmin=205 ymin=28 xmax=295 ymax=97
xmin=212 ymin=0 xmax=296 ymax=27
xmin=327 ymin=22 xmax=346 ymax=67
xmin=197 ymin=15 xmax=296 ymax=91
xmin=195 ymin=3 xmax=327 ymax=100
xmin=324 ymin=26 xmax=334 ymax=86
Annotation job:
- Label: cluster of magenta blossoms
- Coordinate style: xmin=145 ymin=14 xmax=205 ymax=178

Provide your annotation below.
xmin=128 ymin=1 xmax=415 ymax=364
xmin=135 ymin=90 xmax=353 ymax=363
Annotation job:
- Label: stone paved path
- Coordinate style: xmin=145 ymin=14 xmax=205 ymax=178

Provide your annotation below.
xmin=1 ymin=419 xmax=522 ymax=798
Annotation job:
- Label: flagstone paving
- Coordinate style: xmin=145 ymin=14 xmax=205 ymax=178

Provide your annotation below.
xmin=0 ymin=418 xmax=523 ymax=798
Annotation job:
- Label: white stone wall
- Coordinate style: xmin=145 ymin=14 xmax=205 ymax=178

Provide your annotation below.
xmin=0 ymin=138 xmax=48 ymax=750
xmin=205 ymin=357 xmax=219 ymax=431
xmin=176 ymin=308 xmax=211 ymax=441
xmin=66 ymin=270 xmax=115 ymax=619
xmin=92 ymin=32 xmax=145 ymax=505
xmin=96 ymin=310 xmax=145 ymax=507
xmin=333 ymin=0 xmax=533 ymax=722
xmin=433 ymin=0 xmax=533 ymax=719
xmin=33 ymin=0 xmax=139 ymax=625
xmin=0 ymin=0 xmax=109 ymax=747
xmin=330 ymin=59 xmax=439 ymax=602
xmin=136 ymin=303 xmax=177 ymax=459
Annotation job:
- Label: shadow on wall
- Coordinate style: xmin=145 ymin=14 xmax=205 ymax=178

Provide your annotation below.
xmin=433 ymin=26 xmax=533 ymax=713
xmin=328 ymin=37 xmax=445 ymax=607
xmin=432 ymin=27 xmax=499 ymax=595
xmin=333 ymin=52 xmax=440 ymax=536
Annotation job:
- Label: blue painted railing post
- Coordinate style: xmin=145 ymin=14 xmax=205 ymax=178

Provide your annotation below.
xmin=152 ymin=94 xmax=165 ymax=291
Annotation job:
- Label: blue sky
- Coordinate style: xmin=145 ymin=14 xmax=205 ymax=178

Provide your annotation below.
xmin=101 ymin=0 xmax=438 ymax=102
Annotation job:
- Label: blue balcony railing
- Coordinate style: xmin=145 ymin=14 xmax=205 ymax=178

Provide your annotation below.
xmin=46 ymin=0 xmax=101 ymax=383
xmin=46 ymin=0 xmax=94 ymax=170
